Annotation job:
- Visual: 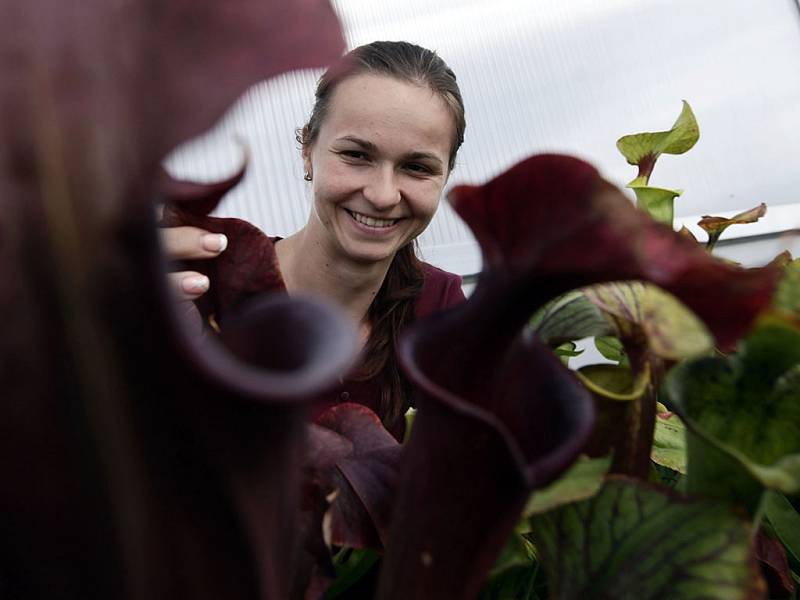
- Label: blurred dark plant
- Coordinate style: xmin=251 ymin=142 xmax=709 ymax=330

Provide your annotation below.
xmin=0 ymin=1 xmax=348 ymax=598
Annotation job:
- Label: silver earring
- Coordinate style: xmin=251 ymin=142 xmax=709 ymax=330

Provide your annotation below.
xmin=304 ymin=172 xmax=312 ymax=181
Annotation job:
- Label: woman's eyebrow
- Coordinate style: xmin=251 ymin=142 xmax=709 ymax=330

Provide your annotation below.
xmin=335 ymin=135 xmax=377 ymax=151
xmin=404 ymin=151 xmax=443 ymax=166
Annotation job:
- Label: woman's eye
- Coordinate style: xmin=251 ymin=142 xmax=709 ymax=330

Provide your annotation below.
xmin=405 ymin=163 xmax=432 ymax=175
xmin=341 ymin=150 xmax=368 ymax=161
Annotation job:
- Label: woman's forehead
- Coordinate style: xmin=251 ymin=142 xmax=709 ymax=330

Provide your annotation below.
xmin=322 ymin=74 xmax=455 ymax=154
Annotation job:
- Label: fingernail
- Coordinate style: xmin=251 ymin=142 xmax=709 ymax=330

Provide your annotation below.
xmin=202 ymin=233 xmax=227 ymax=253
xmin=181 ymin=275 xmax=209 ymax=294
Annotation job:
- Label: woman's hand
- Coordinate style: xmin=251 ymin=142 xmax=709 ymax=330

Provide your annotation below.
xmin=160 ymin=226 xmax=228 ymax=300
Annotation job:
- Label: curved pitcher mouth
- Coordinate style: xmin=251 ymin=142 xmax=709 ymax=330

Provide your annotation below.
xmin=173 ymin=292 xmax=358 ymax=406
xmin=398 ymin=304 xmax=595 ymax=489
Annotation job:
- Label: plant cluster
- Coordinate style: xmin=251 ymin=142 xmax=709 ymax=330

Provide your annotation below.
xmin=486 ymin=102 xmax=800 ymax=599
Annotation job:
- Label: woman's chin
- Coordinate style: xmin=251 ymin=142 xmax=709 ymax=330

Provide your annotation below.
xmin=337 ymin=239 xmax=399 ymax=266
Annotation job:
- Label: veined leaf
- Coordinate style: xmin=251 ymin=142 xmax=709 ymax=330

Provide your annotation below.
xmin=583 ymin=282 xmax=713 ymax=361
xmin=652 ymin=412 xmax=687 ymax=474
xmin=594 ymin=336 xmax=628 ymax=365
xmin=530 ymin=477 xmax=765 ymax=599
xmin=531 ymin=290 xmax=613 ymax=346
xmin=525 ymin=454 xmax=611 ymax=516
xmin=448 ymin=154 xmax=778 ymax=352
xmin=764 ymin=491 xmax=800 ymax=568
xmin=617 ymin=101 xmax=700 ymax=180
xmin=699 ymin=203 xmax=767 ymax=250
xmin=665 ymin=321 xmax=800 ymax=513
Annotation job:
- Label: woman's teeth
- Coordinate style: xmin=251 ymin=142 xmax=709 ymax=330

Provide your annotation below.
xmin=348 ymin=210 xmax=397 ymax=228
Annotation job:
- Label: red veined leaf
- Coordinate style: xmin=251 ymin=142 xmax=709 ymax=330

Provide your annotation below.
xmin=755 ymin=529 xmax=796 ymax=598
xmin=449 ymin=154 xmax=778 ymax=350
xmin=312 ymin=403 xmax=401 ymax=551
xmin=297 ymin=404 xmax=401 ymax=597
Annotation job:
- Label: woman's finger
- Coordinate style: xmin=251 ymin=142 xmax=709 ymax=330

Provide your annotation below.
xmin=160 ymin=226 xmax=228 ymax=261
xmin=167 ymin=271 xmax=210 ymax=301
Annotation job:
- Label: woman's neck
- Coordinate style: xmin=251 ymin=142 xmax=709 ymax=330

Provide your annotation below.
xmin=274 ymin=226 xmax=390 ymax=345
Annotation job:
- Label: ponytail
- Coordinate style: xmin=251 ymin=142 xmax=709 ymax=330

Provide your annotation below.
xmin=353 ymin=242 xmax=424 ymax=432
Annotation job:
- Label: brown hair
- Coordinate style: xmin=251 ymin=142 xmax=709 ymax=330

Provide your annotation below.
xmin=297 ymin=41 xmax=466 ymax=433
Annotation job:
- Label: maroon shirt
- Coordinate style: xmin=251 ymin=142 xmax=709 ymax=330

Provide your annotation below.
xmin=313 ymin=262 xmax=465 ymax=439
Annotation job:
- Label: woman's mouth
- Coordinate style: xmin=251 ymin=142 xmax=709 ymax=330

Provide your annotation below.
xmin=345 ymin=209 xmax=399 ymax=229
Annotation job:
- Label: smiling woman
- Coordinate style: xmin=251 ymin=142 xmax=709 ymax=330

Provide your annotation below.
xmin=163 ymin=41 xmax=467 ymax=437
xmin=293 ymin=73 xmax=452 ymax=267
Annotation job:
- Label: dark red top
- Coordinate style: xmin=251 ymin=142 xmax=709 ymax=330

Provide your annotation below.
xmin=314 ymin=261 xmax=465 ymax=439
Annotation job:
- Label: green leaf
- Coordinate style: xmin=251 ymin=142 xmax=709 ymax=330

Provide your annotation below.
xmin=577 ymin=363 xmax=650 ymax=402
xmin=530 ymin=477 xmax=765 ymax=599
xmin=554 ymin=341 xmax=582 ymax=367
xmin=650 ymin=462 xmax=683 ymax=489
xmin=403 ymin=407 xmax=416 ymax=444
xmin=772 ymin=258 xmax=800 ymax=320
xmin=594 ymin=336 xmax=627 ymax=365
xmin=764 ymin=491 xmax=800 ymax=569
xmin=481 ymin=530 xmax=546 ymax=599
xmin=629 ymin=184 xmax=682 ymax=226
xmin=531 ymin=290 xmax=612 ymax=346
xmin=487 ymin=530 xmax=537 ymax=576
xmin=326 ymin=548 xmax=380 ymax=599
xmin=554 ymin=341 xmax=583 ymax=358
xmin=583 ymin=282 xmax=713 ymax=361
xmin=652 ymin=412 xmax=687 ymax=474
xmin=698 ymin=203 xmax=767 ymax=250
xmin=479 ymin=565 xmax=545 ymax=600
xmin=665 ymin=321 xmax=800 ymax=513
xmin=583 ymin=282 xmax=648 ymax=342
xmin=525 ymin=454 xmax=612 ymax=516
xmin=616 ymin=101 xmax=699 ymax=181
xmin=578 ymin=364 xmax=657 ymax=477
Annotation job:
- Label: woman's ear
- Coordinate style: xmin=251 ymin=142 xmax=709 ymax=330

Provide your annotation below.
xmin=302 ymin=146 xmax=313 ymax=181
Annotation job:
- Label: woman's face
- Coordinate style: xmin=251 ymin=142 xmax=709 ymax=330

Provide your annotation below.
xmin=304 ymin=73 xmax=455 ymax=266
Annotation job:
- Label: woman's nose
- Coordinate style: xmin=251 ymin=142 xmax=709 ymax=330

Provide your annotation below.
xmin=363 ymin=166 xmax=401 ymax=210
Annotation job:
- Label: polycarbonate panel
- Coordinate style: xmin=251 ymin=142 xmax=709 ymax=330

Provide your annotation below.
xmin=165 ymin=0 xmax=800 ymax=275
